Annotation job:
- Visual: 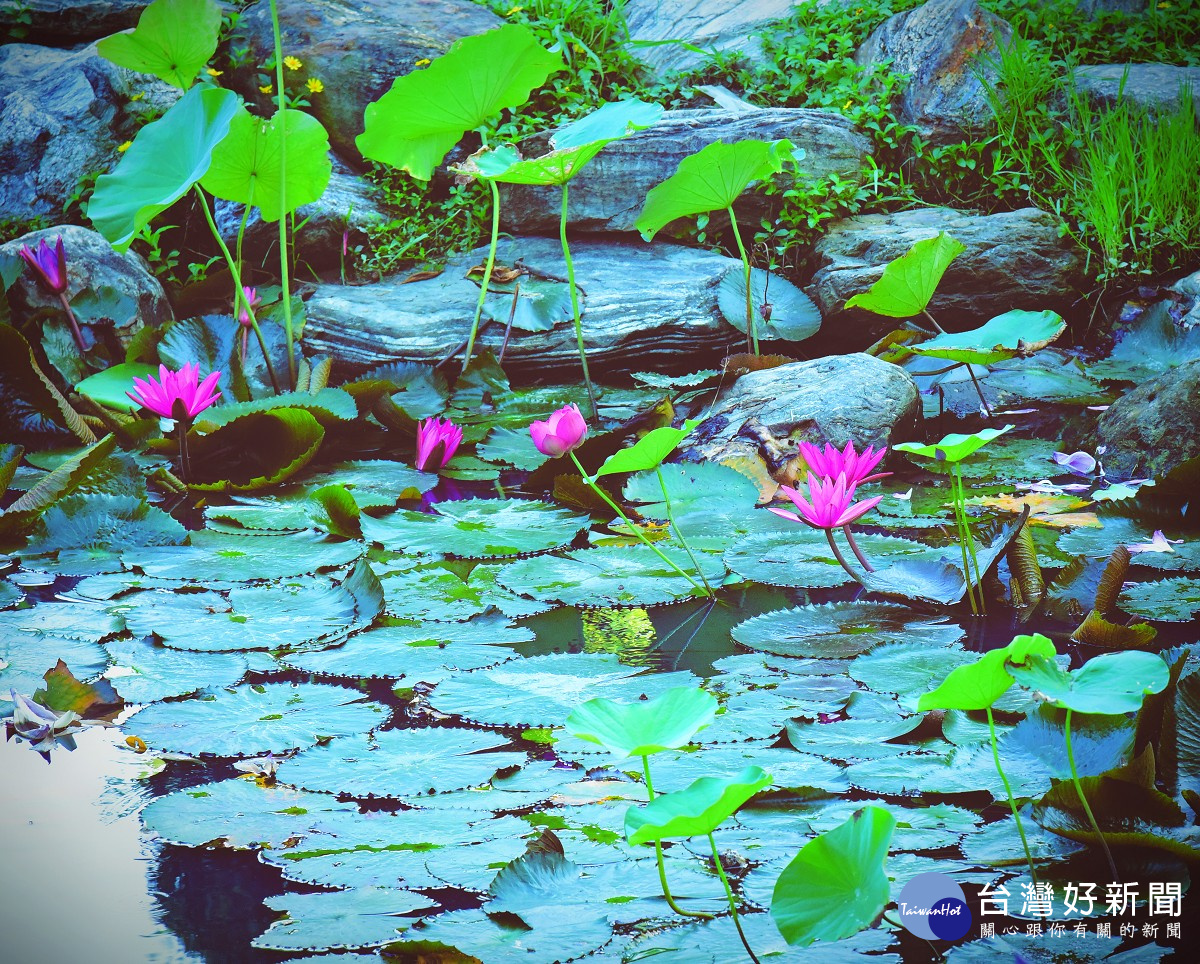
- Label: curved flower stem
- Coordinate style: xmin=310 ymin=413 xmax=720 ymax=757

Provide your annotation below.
xmin=642 ymin=756 xmax=713 ymax=920
xmin=1065 ymin=709 xmax=1120 ymax=883
xmin=55 ymin=292 xmax=88 ymax=353
xmin=268 ymin=0 xmax=296 ymax=388
xmin=569 ymin=451 xmax=706 ymax=594
xmin=464 ymin=178 xmax=501 ymax=375
xmin=726 ymin=205 xmax=756 ymax=355
xmin=194 ymin=187 xmax=281 ymax=395
xmin=824 ymin=527 xmax=863 ymax=581
xmin=656 ymin=466 xmax=713 ymax=597
xmin=987 ymin=708 xmax=1038 ymax=885
xmin=708 ymin=832 xmax=760 ymax=964
xmin=946 ymin=466 xmax=979 ymax=615
xmin=177 ymin=421 xmax=192 ymax=484
xmin=953 ymin=463 xmax=985 ymax=614
xmin=842 ymin=524 xmax=875 ymax=572
xmin=561 ymin=183 xmax=598 ymax=418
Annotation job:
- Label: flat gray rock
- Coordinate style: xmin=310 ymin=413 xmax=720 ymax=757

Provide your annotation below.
xmin=684 ymin=353 xmax=921 ymax=464
xmin=855 ymin=0 xmax=1011 ymax=146
xmin=1073 ymin=64 xmax=1200 ymax=123
xmin=622 ymin=0 xmax=797 ymax=75
xmin=303 ymin=237 xmax=746 ymax=377
xmin=807 ymin=207 xmax=1083 ymax=344
xmin=500 ymin=107 xmax=871 ymax=235
xmin=1093 ymin=357 xmax=1200 ymax=480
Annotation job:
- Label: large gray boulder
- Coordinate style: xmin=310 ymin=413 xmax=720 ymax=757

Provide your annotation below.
xmin=4 ymin=1 xmax=148 ymax=47
xmin=500 ymin=108 xmax=872 ymax=235
xmin=304 ymin=237 xmax=745 ymax=377
xmin=0 ymin=42 xmax=178 ymax=228
xmin=1093 ymin=358 xmax=1200 ymax=480
xmin=622 ymin=0 xmax=796 ymax=75
xmin=684 ymin=353 xmax=921 ymax=464
xmin=1073 ymin=64 xmax=1200 ymax=123
xmin=0 ymin=224 xmax=172 ymax=344
xmin=230 ymin=0 xmax=502 ymax=159
xmin=855 ymin=0 xmax=1011 ymax=146
xmin=807 ymin=207 xmax=1083 ymax=344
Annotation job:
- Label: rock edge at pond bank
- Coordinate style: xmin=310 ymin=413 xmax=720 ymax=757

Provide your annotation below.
xmin=303 ymin=237 xmax=748 ymax=378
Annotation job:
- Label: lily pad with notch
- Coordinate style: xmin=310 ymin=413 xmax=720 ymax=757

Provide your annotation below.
xmin=252 ymin=886 xmax=432 ymax=953
xmin=718 ymin=266 xmax=821 ymax=342
xmin=104 ymin=636 xmax=246 ymax=704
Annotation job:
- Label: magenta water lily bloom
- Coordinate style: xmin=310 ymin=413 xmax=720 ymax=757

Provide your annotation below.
xmin=770 ymin=473 xmax=883 ymax=529
xmin=18 ymin=236 xmax=68 ymax=294
xmin=237 ymin=286 xmax=262 ymax=326
xmin=798 ymin=440 xmax=890 ymax=487
xmin=415 ymin=416 xmax=463 ymax=471
xmin=530 ymin=403 xmax=588 ymax=458
xmin=127 ymin=363 xmax=222 ymax=421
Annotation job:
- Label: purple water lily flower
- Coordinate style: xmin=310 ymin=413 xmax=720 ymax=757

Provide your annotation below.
xmin=1051 ymin=450 xmax=1097 ymax=475
xmin=7 ymin=689 xmax=84 ymax=755
xmin=18 ymin=236 xmax=68 ymax=294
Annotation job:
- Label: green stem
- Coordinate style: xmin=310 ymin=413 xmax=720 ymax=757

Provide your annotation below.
xmin=55 ymin=292 xmax=87 ymax=353
xmin=464 ymin=178 xmax=501 ymax=375
xmin=987 ymin=708 xmax=1038 ymax=885
xmin=656 ymin=466 xmax=713 ymax=597
xmin=726 ymin=205 xmax=756 ymax=355
xmin=824 ymin=526 xmax=863 ymax=581
xmin=954 ymin=463 xmax=986 ymax=614
xmin=193 ymin=187 xmax=281 ymax=395
xmin=570 ymin=452 xmax=705 ymax=594
xmin=708 ymin=832 xmax=760 ymax=964
xmin=561 ymin=182 xmax=598 ymax=418
xmin=643 ymin=756 xmax=713 ymax=920
xmin=947 ymin=466 xmax=979 ymax=615
xmin=1065 ymin=709 xmax=1120 ymax=883
xmin=234 ymin=199 xmax=252 ymax=279
xmin=268 ymin=0 xmax=295 ymax=387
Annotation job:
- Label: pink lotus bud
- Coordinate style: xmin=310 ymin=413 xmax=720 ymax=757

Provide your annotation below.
xmin=415 ymin=416 xmax=463 ymax=471
xmin=529 ymin=403 xmax=588 ymax=458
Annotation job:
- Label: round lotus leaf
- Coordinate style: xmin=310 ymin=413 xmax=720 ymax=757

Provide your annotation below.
xmin=122 ymin=529 xmax=364 ymax=584
xmin=731 ymin=601 xmax=964 ymax=659
xmin=785 ymin=715 xmax=923 ymax=761
xmin=253 ymin=886 xmax=431 ymax=953
xmin=128 ymin=682 xmax=388 ymax=757
xmin=725 ymin=530 xmax=936 ymax=589
xmin=846 ymin=744 xmax=1047 ymax=799
xmin=360 ymin=498 xmax=589 ymax=559
xmin=718 ymin=266 xmax=821 ymax=342
xmin=276 ymin=728 xmax=526 ymax=800
xmin=0 ymin=600 xmax=123 ymax=641
xmin=204 ymin=495 xmax=317 ymax=533
xmin=625 ymin=765 xmax=772 ymax=844
xmin=497 ymin=546 xmax=723 ymax=608
xmin=104 ymin=637 xmax=246 ymax=703
xmin=894 ymin=425 xmax=1013 ymax=464
xmin=141 ymin=778 xmax=360 ymax=850
xmin=1007 ymin=651 xmax=1170 ymax=714
xmin=849 ymin=641 xmax=973 ymax=708
xmin=566 ymin=686 xmax=717 ymax=758
xmin=909 ymin=309 xmax=1065 ymax=365
xmin=390 ymin=907 xmax=613 ymax=964
xmin=430 ymin=653 xmax=697 ymax=728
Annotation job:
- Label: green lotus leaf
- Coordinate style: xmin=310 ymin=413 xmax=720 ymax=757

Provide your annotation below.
xmin=718 ymin=266 xmax=821 ymax=342
xmin=477 ymin=425 xmax=551 ymax=471
xmin=303 ymin=458 xmax=437 ymax=506
xmin=623 ymin=461 xmax=761 ymax=517
xmin=96 ymin=0 xmax=221 ymax=89
xmin=356 ymin=24 xmax=561 ymax=180
xmin=253 ymin=887 xmax=430 ymax=953
xmin=851 ymin=641 xmax=974 ymax=709
xmin=1008 ymin=651 xmax=1170 ymax=715
xmin=731 ymin=601 xmax=964 ymax=659
xmin=909 ymin=309 xmax=1066 ymax=365
xmin=377 ymin=564 xmax=489 ymax=622
xmin=725 ymin=530 xmax=939 ymax=590
xmin=184 ymin=408 xmax=324 ymax=492
xmin=104 ymin=636 xmax=246 ymax=704
xmin=625 ymin=765 xmax=771 ymax=844
xmin=75 ymin=362 xmax=159 ymax=413
xmin=894 ymin=424 xmax=1014 ymax=463
xmin=844 ymin=232 xmax=966 ymax=318
xmin=89 ymin=85 xmax=240 ymax=250
xmin=275 ymin=728 xmax=526 ymax=800
xmin=591 ymin=419 xmax=700 ymax=480
xmin=201 ymin=107 xmax=332 ymax=222
xmin=129 ymin=681 xmax=387 ymax=757
xmin=918 ymin=633 xmax=1057 ymax=711
xmin=636 ymin=139 xmax=796 ymax=240
xmin=647 ymin=744 xmax=847 ymax=795
xmin=770 ymin=805 xmax=895 ymax=946
xmin=845 ymin=745 xmax=1047 ymax=799
xmin=480 ymin=278 xmax=573 ymax=333
xmin=1118 ymin=577 xmax=1200 ymax=623
xmin=565 ymin=686 xmax=717 ymax=758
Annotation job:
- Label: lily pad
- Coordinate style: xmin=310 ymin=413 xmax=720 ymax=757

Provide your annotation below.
xmin=1119 ymin=576 xmax=1200 ymax=622
xmin=127 ymin=681 xmax=387 ymax=757
xmin=725 ymin=530 xmax=935 ymax=589
xmin=785 ymin=716 xmax=923 ymax=761
xmin=718 ymin=266 xmax=821 ymax=342
xmin=104 ymin=636 xmax=246 ymax=703
xmin=253 ymin=887 xmax=430 ymax=953
xmin=123 ymin=529 xmax=364 ymax=583
xmin=0 ymin=634 xmax=108 ymax=712
xmin=908 ymin=309 xmax=1065 ymax=365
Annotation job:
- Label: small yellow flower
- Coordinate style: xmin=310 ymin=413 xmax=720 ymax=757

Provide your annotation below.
xmin=259 ymin=83 xmax=273 ymax=94
xmin=117 ymin=140 xmax=132 ymax=153
xmin=283 ymin=56 xmax=302 ymax=71
xmin=843 ymin=100 xmax=853 ymax=110
xmin=1157 ymin=1 xmax=1171 ymax=7
xmin=205 ymin=67 xmax=223 ymax=77
xmin=306 ymin=77 xmax=324 ymax=94
xmin=414 ymin=57 xmax=431 ymax=67
xmin=506 ymin=5 xmax=523 ymax=14
xmin=130 ymin=92 xmax=144 ymax=102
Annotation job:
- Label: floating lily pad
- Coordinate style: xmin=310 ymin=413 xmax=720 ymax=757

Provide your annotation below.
xmin=731 ymin=602 xmax=964 ymax=659
xmin=785 ymin=716 xmax=923 ymax=761
xmin=850 ymin=641 xmax=974 ymax=709
xmin=303 ymin=459 xmax=437 ymax=505
xmin=361 ymin=498 xmax=589 ymax=558
xmin=846 ymin=745 xmax=1046 ymax=799
xmin=25 ymin=494 xmax=185 ymax=564
xmin=477 ymin=426 xmax=551 ymax=471
xmin=276 ymin=728 xmax=525 ymax=800
xmin=650 ymin=745 xmax=847 ymax=795
xmin=123 ymin=529 xmax=364 ymax=584
xmin=204 ymin=495 xmax=317 ymax=533
xmin=253 ymin=886 xmax=430 ymax=953
xmin=0 ymin=634 xmax=108 ymax=712
xmin=104 ymin=636 xmax=246 ymax=703
xmin=908 ymin=309 xmax=1065 ymax=366
xmin=430 ymin=653 xmax=696 ymax=728
xmin=378 ymin=565 xmax=489 ymax=622
xmin=391 ymin=907 xmax=611 ymax=964
xmin=128 ymin=682 xmax=387 ymax=757
xmin=725 ymin=530 xmax=935 ymax=589
xmin=497 ymin=546 xmax=722 ymax=608
xmin=1119 ymin=577 xmax=1200 ymax=622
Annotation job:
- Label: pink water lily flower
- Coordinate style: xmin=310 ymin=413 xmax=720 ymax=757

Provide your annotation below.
xmin=126 ymin=363 xmax=222 ymax=421
xmin=530 ymin=403 xmax=588 ymax=458
xmin=770 ymin=472 xmax=884 ymax=529
xmin=798 ymin=440 xmax=890 ymax=487
xmin=415 ymin=416 xmax=463 ymax=471
xmin=237 ymin=286 xmax=262 ymax=327
xmin=18 ymin=236 xmax=68 ymax=294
